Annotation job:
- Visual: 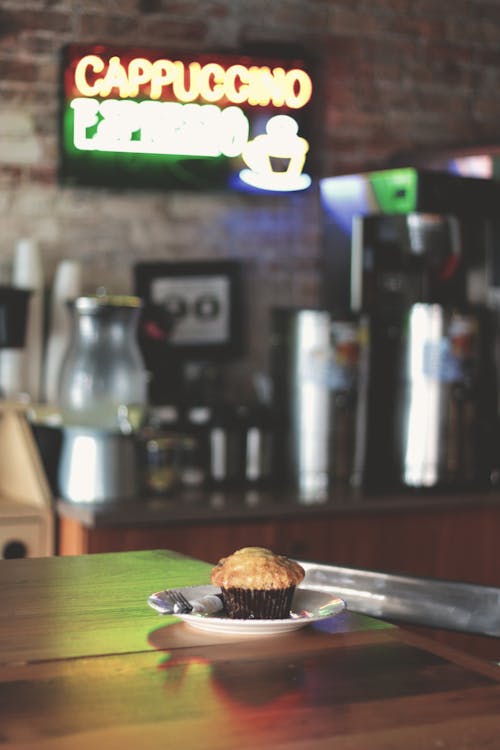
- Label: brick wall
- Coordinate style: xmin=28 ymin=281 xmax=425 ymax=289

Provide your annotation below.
xmin=1 ymin=0 xmax=500 ymax=401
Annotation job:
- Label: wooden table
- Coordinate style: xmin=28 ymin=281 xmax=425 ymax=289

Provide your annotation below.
xmin=1 ymin=550 xmax=500 ymax=749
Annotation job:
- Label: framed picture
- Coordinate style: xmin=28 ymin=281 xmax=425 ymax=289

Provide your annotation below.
xmin=134 ymin=260 xmax=243 ymax=360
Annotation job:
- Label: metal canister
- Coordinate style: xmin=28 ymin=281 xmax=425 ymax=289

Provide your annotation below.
xmin=181 ymin=406 xmax=212 ymax=488
xmin=243 ymin=405 xmax=275 ymax=487
xmin=395 ymin=304 xmax=493 ymax=488
xmin=271 ymin=309 xmax=362 ymax=499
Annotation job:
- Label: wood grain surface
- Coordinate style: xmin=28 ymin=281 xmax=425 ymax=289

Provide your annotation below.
xmin=1 ymin=550 xmax=500 ymax=750
xmin=0 ymin=549 xmax=212 ymax=662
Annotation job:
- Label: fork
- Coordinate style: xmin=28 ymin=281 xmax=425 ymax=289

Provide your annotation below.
xmin=163 ymin=590 xmax=193 ymax=613
xmin=148 ymin=589 xmax=224 ymax=615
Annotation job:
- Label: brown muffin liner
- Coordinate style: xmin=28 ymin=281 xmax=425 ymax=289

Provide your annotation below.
xmin=220 ymin=586 xmax=296 ymax=619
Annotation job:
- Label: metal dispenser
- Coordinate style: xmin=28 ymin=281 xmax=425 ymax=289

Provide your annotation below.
xmin=270 ymin=308 xmax=362 ymax=499
xmin=320 ymin=168 xmax=500 ymax=491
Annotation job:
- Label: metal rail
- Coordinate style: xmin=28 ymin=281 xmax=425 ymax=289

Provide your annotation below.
xmin=299 ymin=560 xmax=500 ymax=637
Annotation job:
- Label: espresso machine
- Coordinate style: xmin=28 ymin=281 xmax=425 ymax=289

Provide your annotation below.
xmin=319 ymin=168 xmax=500 ymax=492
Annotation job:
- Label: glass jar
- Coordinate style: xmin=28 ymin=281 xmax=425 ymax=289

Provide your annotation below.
xmin=142 ymin=433 xmax=184 ymax=496
xmin=58 ymin=294 xmax=148 ymax=428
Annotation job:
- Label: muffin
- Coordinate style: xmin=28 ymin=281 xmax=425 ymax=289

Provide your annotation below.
xmin=211 ymin=547 xmax=305 ymax=619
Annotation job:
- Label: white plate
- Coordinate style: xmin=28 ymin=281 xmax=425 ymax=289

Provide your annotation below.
xmin=149 ymin=584 xmax=345 ymax=636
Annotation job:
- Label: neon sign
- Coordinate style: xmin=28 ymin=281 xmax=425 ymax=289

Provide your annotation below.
xmin=61 ymin=44 xmax=314 ymax=193
xmin=73 ymin=55 xmax=312 ymax=107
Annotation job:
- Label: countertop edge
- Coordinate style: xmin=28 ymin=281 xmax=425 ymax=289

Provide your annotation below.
xmin=55 ymin=488 xmax=500 ymax=528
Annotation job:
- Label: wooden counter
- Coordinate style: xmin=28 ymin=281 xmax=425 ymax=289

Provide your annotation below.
xmin=1 ymin=549 xmax=500 ymax=750
xmin=56 ymin=489 xmax=500 ymax=660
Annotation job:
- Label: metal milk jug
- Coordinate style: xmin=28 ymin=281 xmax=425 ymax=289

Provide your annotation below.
xmin=58 ymin=294 xmax=148 ymax=428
